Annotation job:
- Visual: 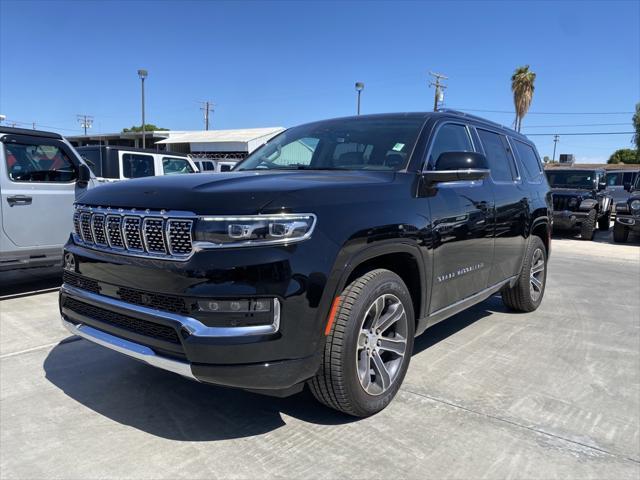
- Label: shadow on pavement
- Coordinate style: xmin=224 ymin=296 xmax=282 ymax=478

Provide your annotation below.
xmin=0 ymin=266 xmax=62 ymax=297
xmin=43 ymin=295 xmax=504 ymax=441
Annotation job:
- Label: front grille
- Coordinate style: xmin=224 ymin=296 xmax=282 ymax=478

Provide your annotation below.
xmin=553 ymin=195 xmax=576 ymax=212
xmin=63 ymin=271 xmax=101 ymax=294
xmin=73 ymin=206 xmax=194 ymax=260
xmin=62 ymin=296 xmax=180 ymax=344
xmin=117 ymin=287 xmax=189 ymax=314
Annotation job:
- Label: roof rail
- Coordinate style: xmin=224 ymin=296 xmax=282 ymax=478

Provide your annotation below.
xmin=0 ymin=126 xmax=63 ymax=139
xmin=436 ymin=108 xmax=513 ymax=132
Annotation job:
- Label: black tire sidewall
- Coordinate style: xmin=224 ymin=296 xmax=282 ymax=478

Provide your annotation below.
xmin=340 ymin=272 xmax=415 ymax=416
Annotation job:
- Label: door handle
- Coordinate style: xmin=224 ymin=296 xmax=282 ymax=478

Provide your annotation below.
xmin=7 ymin=195 xmax=32 ymax=206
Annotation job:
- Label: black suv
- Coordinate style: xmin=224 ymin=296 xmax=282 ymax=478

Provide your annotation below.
xmin=545 ymin=168 xmax=613 ymax=240
xmin=614 ymin=174 xmax=640 ymax=242
xmin=60 ymin=112 xmax=551 ymax=417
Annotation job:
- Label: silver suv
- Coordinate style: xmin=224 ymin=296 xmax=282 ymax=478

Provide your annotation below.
xmin=0 ymin=127 xmax=94 ymax=271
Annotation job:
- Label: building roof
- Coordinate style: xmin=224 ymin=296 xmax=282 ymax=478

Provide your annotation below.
xmin=156 ymin=127 xmax=285 ymax=145
xmin=545 ymin=163 xmax=640 ymax=171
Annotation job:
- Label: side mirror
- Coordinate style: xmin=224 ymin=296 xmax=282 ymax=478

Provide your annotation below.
xmin=423 ymin=152 xmax=490 ymax=183
xmin=77 ymin=164 xmax=91 ymax=188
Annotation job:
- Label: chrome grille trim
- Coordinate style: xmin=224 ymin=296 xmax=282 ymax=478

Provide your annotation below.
xmin=72 ymin=205 xmax=195 ymax=261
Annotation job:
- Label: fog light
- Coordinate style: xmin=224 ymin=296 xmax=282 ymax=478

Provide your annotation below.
xmin=197 ymin=298 xmax=272 ymax=313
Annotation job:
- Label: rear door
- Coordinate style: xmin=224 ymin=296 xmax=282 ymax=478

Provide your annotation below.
xmin=1 ymin=135 xmax=81 ymax=248
xmin=473 ymin=127 xmax=529 ymax=285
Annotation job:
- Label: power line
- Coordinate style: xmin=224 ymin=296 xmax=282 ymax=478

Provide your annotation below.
xmin=2 ymin=118 xmax=79 ymax=132
xmin=450 ymin=108 xmax=634 ymax=115
xmin=526 ymin=131 xmax=634 ymax=136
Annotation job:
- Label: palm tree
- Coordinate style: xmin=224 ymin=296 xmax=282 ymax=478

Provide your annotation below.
xmin=511 ymin=65 xmax=536 ymax=132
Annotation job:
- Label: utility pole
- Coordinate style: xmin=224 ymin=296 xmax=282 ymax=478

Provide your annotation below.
xmin=429 ymin=72 xmax=448 ymax=112
xmin=137 ymin=69 xmax=148 ymax=148
xmin=552 ymin=134 xmax=560 ymax=162
xmin=76 ymin=114 xmax=94 ymax=135
xmin=199 ymin=101 xmax=214 ymax=130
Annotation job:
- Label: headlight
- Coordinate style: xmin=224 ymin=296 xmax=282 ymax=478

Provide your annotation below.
xmin=568 ymin=197 xmax=578 ymax=207
xmin=631 ymin=199 xmax=640 ymax=211
xmin=193 ymin=214 xmax=316 ymax=247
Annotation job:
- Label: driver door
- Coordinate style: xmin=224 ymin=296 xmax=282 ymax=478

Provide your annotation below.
xmin=1 ymin=137 xmax=80 ymax=248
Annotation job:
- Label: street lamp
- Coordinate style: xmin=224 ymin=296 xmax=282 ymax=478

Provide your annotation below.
xmin=137 ymin=69 xmax=148 ymax=148
xmin=355 ymin=82 xmax=364 ymax=115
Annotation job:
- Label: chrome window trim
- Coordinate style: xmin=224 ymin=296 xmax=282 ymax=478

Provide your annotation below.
xmin=61 ymin=283 xmax=281 ymax=337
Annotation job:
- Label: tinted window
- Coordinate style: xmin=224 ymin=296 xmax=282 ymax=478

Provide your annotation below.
xmin=477 ymin=129 xmax=517 ymax=182
xmin=513 ymin=140 xmax=542 ymax=182
xmin=122 ymin=153 xmax=154 ymax=178
xmin=606 ymin=172 xmax=621 ymax=186
xmin=429 ymin=123 xmax=473 ymax=165
xmin=78 ymin=149 xmax=103 ymax=176
xmin=546 ymin=170 xmax=596 ymax=189
xmin=203 ymin=162 xmax=215 ymax=171
xmin=5 ymin=142 xmax=77 ymax=183
xmin=220 ymin=164 xmax=233 ymax=172
xmin=236 ymin=116 xmax=425 ymax=171
xmin=162 ymin=157 xmax=194 ymax=175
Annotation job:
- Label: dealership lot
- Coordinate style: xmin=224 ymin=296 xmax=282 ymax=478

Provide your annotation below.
xmin=1 ymin=233 xmax=639 ymax=479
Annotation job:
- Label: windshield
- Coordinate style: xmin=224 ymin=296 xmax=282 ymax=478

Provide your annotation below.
xmin=545 ymin=170 xmax=596 ymax=189
xmin=235 ymin=116 xmax=425 ymax=171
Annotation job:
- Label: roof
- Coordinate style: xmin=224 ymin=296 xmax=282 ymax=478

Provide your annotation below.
xmin=0 ymin=126 xmax=63 ymax=139
xmin=156 ymin=127 xmax=285 ymax=145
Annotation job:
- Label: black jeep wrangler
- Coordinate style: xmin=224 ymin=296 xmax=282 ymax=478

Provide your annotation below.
xmin=614 ymin=174 xmax=640 ymax=242
xmin=60 ymin=111 xmax=551 ymax=417
xmin=545 ymin=168 xmax=613 ymax=240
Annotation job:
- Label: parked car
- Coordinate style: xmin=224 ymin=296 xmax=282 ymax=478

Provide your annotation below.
xmin=192 ymin=158 xmax=238 ymax=173
xmin=605 ymin=169 xmax=639 ymax=204
xmin=613 ymin=174 xmax=640 ymax=242
xmin=76 ymin=146 xmax=198 ymax=181
xmin=59 ymin=111 xmax=551 ymax=417
xmin=0 ymin=127 xmax=95 ymax=271
xmin=545 ymin=168 xmax=613 ymax=240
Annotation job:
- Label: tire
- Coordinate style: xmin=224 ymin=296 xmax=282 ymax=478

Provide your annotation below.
xmin=502 ymin=235 xmax=547 ymax=313
xmin=613 ymin=222 xmax=629 ymax=243
xmin=580 ymin=209 xmax=597 ymax=240
xmin=308 ymin=269 xmax=415 ymax=417
xmin=598 ymin=212 xmax=611 ymax=231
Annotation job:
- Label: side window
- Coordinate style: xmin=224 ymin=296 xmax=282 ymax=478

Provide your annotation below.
xmin=162 ymin=157 xmax=194 ymax=175
xmin=477 ymin=129 xmax=517 ymax=182
xmin=266 ymin=137 xmax=319 ymax=167
xmin=606 ymin=172 xmax=621 ymax=187
xmin=512 ymin=139 xmax=542 ymax=182
xmin=4 ymin=142 xmax=77 ymax=183
xmin=428 ymin=123 xmax=473 ymax=165
xmin=219 ymin=164 xmax=233 ymax=172
xmin=122 ymin=153 xmax=155 ymax=178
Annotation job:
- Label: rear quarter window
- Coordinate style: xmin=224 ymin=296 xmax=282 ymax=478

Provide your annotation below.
xmin=512 ymin=139 xmax=542 ymax=182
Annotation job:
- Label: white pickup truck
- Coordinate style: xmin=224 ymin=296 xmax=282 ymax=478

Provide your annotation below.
xmin=0 ymin=127 xmax=96 ymax=271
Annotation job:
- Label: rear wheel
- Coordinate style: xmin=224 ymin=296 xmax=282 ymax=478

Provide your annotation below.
xmin=580 ymin=209 xmax=597 ymax=240
xmin=613 ymin=222 xmax=629 ymax=243
xmin=598 ymin=212 xmax=611 ymax=231
xmin=308 ymin=269 xmax=415 ymax=417
xmin=502 ymin=235 xmax=547 ymax=312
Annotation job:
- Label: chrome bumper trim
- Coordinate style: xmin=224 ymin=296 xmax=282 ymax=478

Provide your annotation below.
xmin=60 ymin=284 xmax=280 ymax=337
xmin=61 ymin=318 xmax=197 ymax=380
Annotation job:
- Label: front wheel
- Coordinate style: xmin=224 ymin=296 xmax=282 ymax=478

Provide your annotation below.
xmin=502 ymin=235 xmax=547 ymax=312
xmin=308 ymin=269 xmax=415 ymax=417
xmin=598 ymin=212 xmax=611 ymax=231
xmin=613 ymin=222 xmax=629 ymax=243
xmin=580 ymin=209 xmax=597 ymax=240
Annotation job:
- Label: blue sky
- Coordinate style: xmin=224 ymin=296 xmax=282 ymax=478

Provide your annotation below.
xmin=1 ymin=0 xmax=638 ymax=162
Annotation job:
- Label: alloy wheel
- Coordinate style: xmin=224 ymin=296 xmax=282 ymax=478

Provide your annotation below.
xmin=529 ymin=248 xmax=545 ymax=302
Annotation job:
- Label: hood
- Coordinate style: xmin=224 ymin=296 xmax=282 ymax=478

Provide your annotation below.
xmin=550 ymin=188 xmax=595 ymax=199
xmin=78 ymin=170 xmax=396 ymax=215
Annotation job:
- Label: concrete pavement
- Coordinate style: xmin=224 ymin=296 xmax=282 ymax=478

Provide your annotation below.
xmin=1 ymin=233 xmax=639 ymax=479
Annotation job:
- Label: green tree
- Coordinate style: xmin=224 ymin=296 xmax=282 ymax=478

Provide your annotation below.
xmin=608 ymin=148 xmax=639 ymax=164
xmin=633 ymin=102 xmax=640 ymax=151
xmin=511 ymin=65 xmax=536 ymax=132
xmin=122 ymin=124 xmax=168 ymax=133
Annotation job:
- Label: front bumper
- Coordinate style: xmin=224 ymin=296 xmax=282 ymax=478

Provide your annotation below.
xmin=551 ymin=210 xmax=588 ymax=230
xmin=615 ymin=215 xmax=640 ymax=231
xmin=60 ymin=282 xmax=322 ymax=393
